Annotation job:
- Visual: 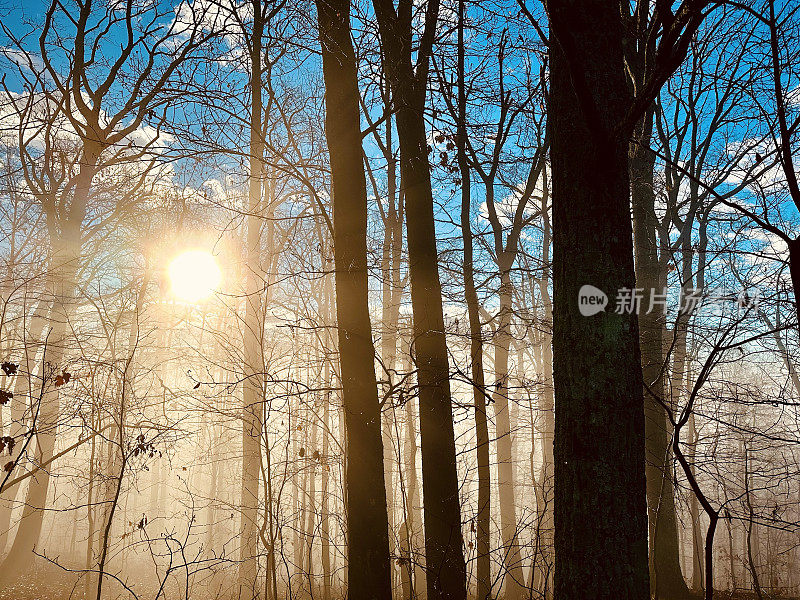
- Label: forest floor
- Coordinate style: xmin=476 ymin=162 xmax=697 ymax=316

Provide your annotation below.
xmin=0 ymin=566 xmax=796 ymax=600
xmin=705 ymin=592 xmax=797 ymax=600
xmin=0 ymin=561 xmax=171 ymax=600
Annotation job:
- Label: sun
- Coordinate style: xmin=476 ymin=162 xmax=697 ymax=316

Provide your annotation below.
xmin=168 ymin=249 xmax=222 ymax=303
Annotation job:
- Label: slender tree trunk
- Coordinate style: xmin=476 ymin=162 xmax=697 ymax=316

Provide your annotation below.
xmin=317 ymin=272 xmax=335 ymax=600
xmin=630 ymin=110 xmax=690 ymax=600
xmin=150 ymin=450 xmax=161 ymax=515
xmin=745 ymin=449 xmax=763 ymax=600
xmin=535 ymin=180 xmax=554 ymax=600
xmin=304 ymin=411 xmax=319 ymax=593
xmin=493 ymin=269 xmax=525 ymax=600
xmin=402 ymin=330 xmax=426 ymax=600
xmin=321 ymin=388 xmax=332 ymax=600
xmin=0 ymin=298 xmax=50 ymax=549
xmin=262 ymin=404 xmax=278 ymax=600
xmin=380 ymin=85 xmax=402 ymax=577
xmin=380 ymin=178 xmax=400 ymax=578
xmin=371 ymin=3 xmax=468 ymax=597
xmin=315 ymin=1 xmax=392 ymax=597
xmin=547 ymin=2 xmax=650 ymax=597
xmin=455 ymin=3 xmax=490 ymax=595
xmin=297 ymin=405 xmax=310 ymax=579
xmin=688 ymin=414 xmax=704 ymax=592
xmin=206 ymin=432 xmax=218 ymax=555
xmin=725 ymin=515 xmax=736 ymax=593
xmin=238 ymin=4 xmax=266 ymax=595
xmin=85 ymin=406 xmax=99 ymax=599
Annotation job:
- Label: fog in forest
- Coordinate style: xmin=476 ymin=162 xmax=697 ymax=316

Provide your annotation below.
xmin=1 ymin=1 xmax=800 ymax=599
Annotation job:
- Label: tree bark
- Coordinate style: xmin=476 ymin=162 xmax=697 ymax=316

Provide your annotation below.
xmin=315 ymin=0 xmax=393 ymax=597
xmin=688 ymin=414 xmax=705 ymax=592
xmin=547 ymin=2 xmax=650 ymax=598
xmin=0 ymin=298 xmax=50 ymax=550
xmin=379 ymin=103 xmax=402 ymax=579
xmin=401 ymin=329 xmax=426 ymax=600
xmin=535 ymin=178 xmax=554 ymax=600
xmin=455 ymin=1 xmax=491 ymax=595
xmin=321 ymin=387 xmax=332 ymax=600
xmin=371 ymin=1 xmax=467 ymax=598
xmin=630 ymin=109 xmax=690 ymax=600
xmin=492 ymin=268 xmax=525 ymax=600
xmin=238 ymin=3 xmax=266 ymax=595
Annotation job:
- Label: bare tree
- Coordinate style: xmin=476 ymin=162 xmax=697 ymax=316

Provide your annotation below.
xmin=315 ymin=0 xmax=393 ymax=598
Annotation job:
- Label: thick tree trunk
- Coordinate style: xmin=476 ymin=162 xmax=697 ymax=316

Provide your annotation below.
xmin=393 ymin=87 xmax=467 ymax=600
xmin=547 ymin=2 xmax=650 ymax=598
xmin=788 ymin=239 xmax=800 ymax=322
xmin=315 ymin=1 xmax=392 ymax=598
xmin=0 ymin=267 xmax=74 ymax=584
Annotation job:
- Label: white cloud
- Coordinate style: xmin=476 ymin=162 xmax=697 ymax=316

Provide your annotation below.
xmin=0 ymin=47 xmax=44 ymax=72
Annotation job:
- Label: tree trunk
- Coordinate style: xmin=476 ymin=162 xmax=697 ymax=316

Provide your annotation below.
xmin=0 ymin=142 xmax=95 ymax=584
xmin=371 ymin=2 xmax=468 ymax=596
xmin=630 ymin=110 xmax=690 ymax=600
xmin=547 ymin=2 xmax=650 ymax=598
xmin=0 ymin=298 xmax=50 ymax=550
xmin=745 ymin=450 xmax=763 ymax=600
xmin=535 ymin=180 xmax=554 ymax=600
xmin=321 ymin=388 xmax=332 ymax=600
xmin=725 ymin=515 xmax=736 ymax=593
xmin=380 ymin=137 xmax=401 ymax=571
xmin=304 ymin=410 xmax=319 ymax=593
xmin=315 ymin=1 xmax=393 ymax=598
xmin=297 ymin=407 xmax=310 ymax=579
xmin=206 ymin=431 xmax=218 ymax=555
xmin=689 ymin=414 xmax=704 ymax=592
xmin=455 ymin=1 xmax=491 ymax=594
xmin=238 ymin=4 xmax=266 ymax=595
xmin=402 ymin=330 xmax=426 ymax=600
xmin=492 ymin=271 xmax=525 ymax=599
xmin=393 ymin=80 xmax=467 ymax=600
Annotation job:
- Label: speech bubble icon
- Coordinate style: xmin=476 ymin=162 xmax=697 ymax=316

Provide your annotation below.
xmin=578 ymin=285 xmax=608 ymax=316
